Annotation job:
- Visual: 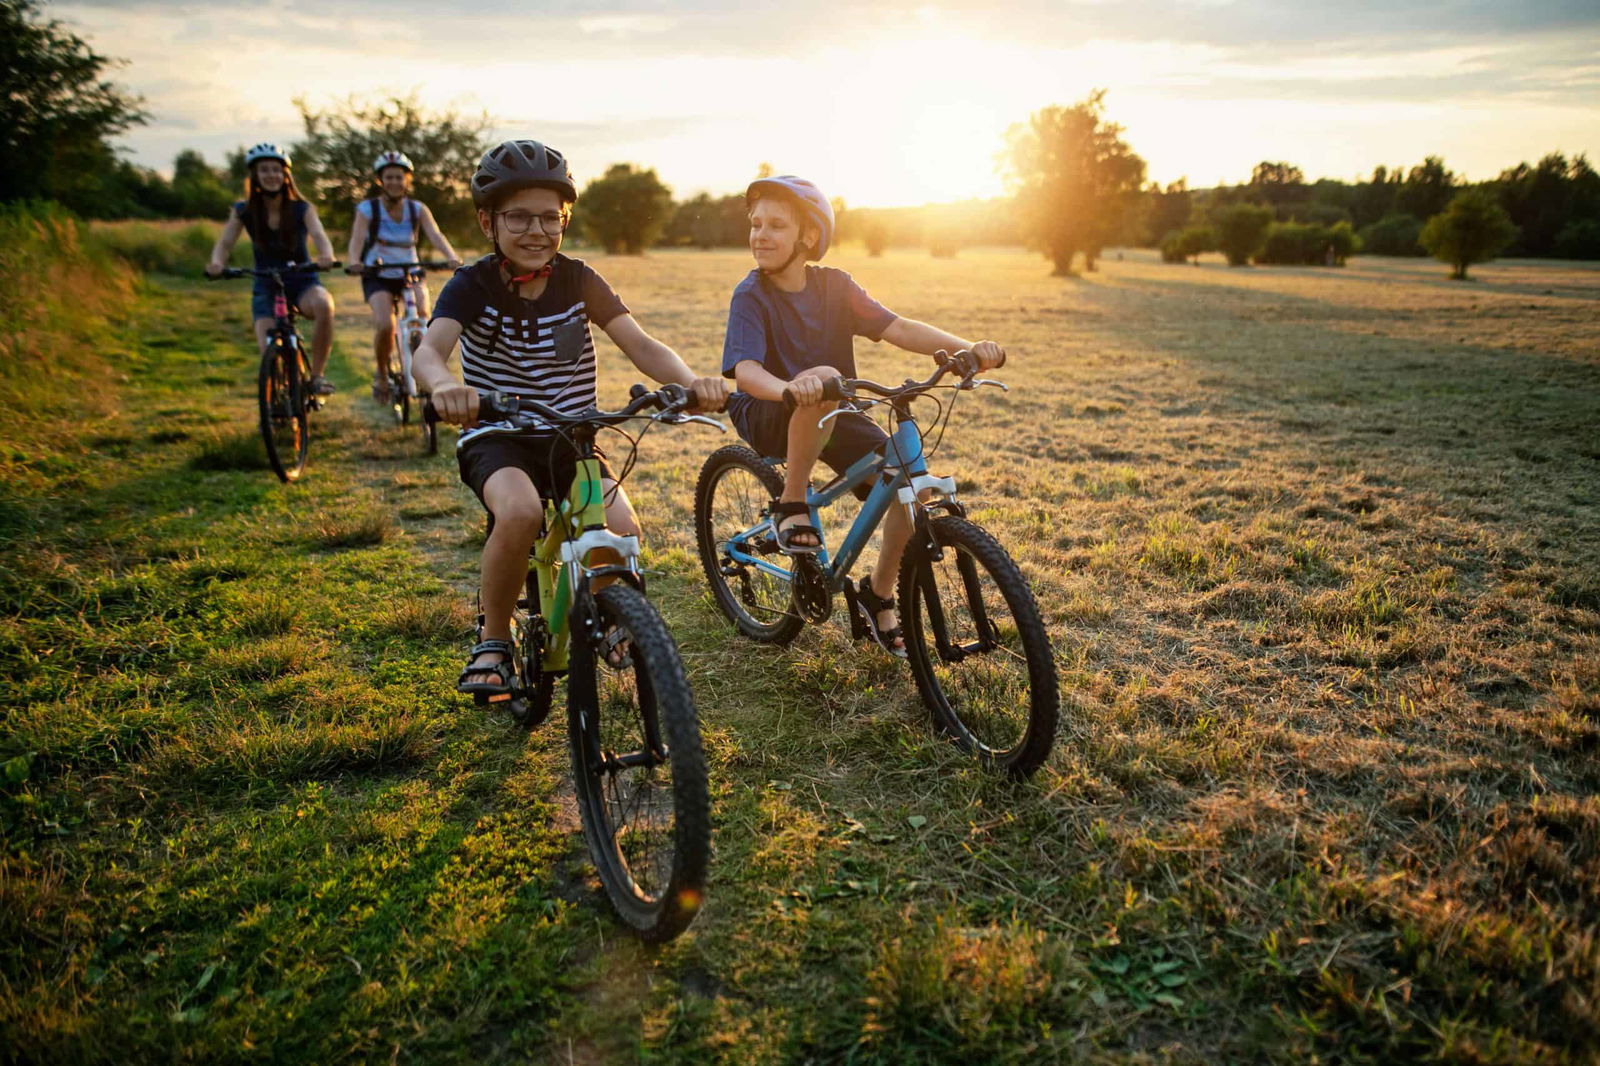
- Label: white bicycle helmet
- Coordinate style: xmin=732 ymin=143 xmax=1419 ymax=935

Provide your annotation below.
xmin=245 ymin=143 xmax=291 ymax=169
xmin=373 ymin=150 xmax=415 ymax=174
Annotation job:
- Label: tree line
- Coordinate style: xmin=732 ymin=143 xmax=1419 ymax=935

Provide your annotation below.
xmin=4 ymin=0 xmax=1596 ymax=280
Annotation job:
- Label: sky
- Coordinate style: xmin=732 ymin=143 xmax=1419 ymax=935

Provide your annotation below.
xmin=57 ymin=0 xmax=1600 ymax=208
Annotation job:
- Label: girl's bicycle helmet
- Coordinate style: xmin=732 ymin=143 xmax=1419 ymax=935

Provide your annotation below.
xmin=245 ymin=143 xmax=291 ymax=169
xmin=373 ymin=150 xmax=415 ymax=174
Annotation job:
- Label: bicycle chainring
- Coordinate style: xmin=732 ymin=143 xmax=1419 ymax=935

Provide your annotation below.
xmin=790 ymin=555 xmax=833 ymax=623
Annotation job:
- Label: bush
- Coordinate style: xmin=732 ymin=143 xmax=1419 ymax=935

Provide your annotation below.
xmin=1420 ymin=190 xmax=1519 ymax=280
xmin=1161 ymin=225 xmax=1214 ymax=265
xmin=1553 ymin=218 xmax=1600 ymax=260
xmin=1257 ymin=221 xmax=1357 ymax=266
xmin=1212 ymin=203 xmax=1273 ymax=266
xmin=1358 ymin=213 xmax=1424 ymax=256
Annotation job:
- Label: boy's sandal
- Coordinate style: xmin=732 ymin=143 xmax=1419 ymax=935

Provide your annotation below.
xmin=856 ymin=577 xmax=907 ymax=659
xmin=458 ymin=639 xmax=517 ymax=702
xmin=599 ymin=623 xmax=633 ymax=670
xmin=769 ymin=499 xmax=822 ymax=555
xmin=311 ymin=375 xmax=336 ymax=395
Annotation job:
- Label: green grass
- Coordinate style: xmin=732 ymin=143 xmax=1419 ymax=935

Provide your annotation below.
xmin=2 ymin=249 xmax=1598 ymax=1063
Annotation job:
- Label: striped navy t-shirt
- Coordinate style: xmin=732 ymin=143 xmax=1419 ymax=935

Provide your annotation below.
xmin=430 ymin=253 xmax=629 ymax=445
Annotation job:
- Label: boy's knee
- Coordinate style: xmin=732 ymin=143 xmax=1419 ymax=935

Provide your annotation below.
xmin=490 ymin=497 xmax=542 ymax=533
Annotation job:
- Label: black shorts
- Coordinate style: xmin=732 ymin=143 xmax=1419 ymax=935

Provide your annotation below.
xmin=457 ymin=433 xmax=614 ymax=509
xmin=361 ymin=274 xmax=410 ymax=302
xmin=727 ymin=393 xmax=889 ymax=499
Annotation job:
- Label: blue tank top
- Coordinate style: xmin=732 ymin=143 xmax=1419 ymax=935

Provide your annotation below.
xmin=233 ymin=199 xmax=311 ymax=269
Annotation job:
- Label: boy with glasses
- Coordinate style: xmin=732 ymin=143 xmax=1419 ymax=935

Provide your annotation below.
xmin=410 ymin=139 xmax=728 ymax=703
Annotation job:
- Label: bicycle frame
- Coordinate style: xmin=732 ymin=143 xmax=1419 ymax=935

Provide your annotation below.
xmin=722 ymin=407 xmax=960 ymax=592
xmin=392 ymin=272 xmax=427 ymax=399
xmin=527 ymin=445 xmax=640 ymax=675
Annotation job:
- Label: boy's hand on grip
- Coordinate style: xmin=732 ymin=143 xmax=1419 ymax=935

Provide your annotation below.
xmin=784 ymin=374 xmax=826 ymax=408
xmin=431 ymin=383 xmax=482 ymax=428
xmin=687 ymin=376 xmax=729 ymax=413
xmin=972 ymin=340 xmax=1006 ymax=371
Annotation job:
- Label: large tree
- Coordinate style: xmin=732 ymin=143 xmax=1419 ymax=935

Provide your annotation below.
xmin=291 ymin=93 xmax=493 ymax=244
xmin=1002 ymin=90 xmax=1146 ymax=275
xmin=1420 ymin=189 xmax=1517 ymax=280
xmin=577 ymin=164 xmax=673 ymax=255
xmin=0 ymin=0 xmax=147 ymax=211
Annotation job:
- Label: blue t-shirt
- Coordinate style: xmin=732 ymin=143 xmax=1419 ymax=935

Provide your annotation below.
xmin=719 ymin=266 xmax=896 ymax=384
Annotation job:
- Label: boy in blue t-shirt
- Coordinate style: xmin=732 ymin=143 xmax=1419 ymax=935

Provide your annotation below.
xmin=722 ymin=176 xmax=1006 ymax=657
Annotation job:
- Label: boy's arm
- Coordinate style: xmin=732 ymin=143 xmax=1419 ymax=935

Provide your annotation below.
xmin=881 ymin=317 xmax=1005 ymax=371
xmin=418 ymin=205 xmax=463 ymax=268
xmin=602 ymin=313 xmax=729 ymax=411
xmin=206 ymin=213 xmax=244 ymax=276
xmin=303 ymin=204 xmax=336 ymax=268
xmin=412 ymin=317 xmax=481 ymax=425
xmin=732 ymin=359 xmax=790 ymax=403
xmin=346 ymin=205 xmax=368 ymax=272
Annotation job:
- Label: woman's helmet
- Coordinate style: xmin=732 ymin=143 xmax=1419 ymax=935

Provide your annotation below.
xmin=372 ymin=150 xmax=415 ymax=174
xmin=471 ymin=140 xmax=576 ymax=209
xmin=245 ymin=143 xmax=291 ymax=169
xmin=746 ymin=175 xmax=834 ymax=260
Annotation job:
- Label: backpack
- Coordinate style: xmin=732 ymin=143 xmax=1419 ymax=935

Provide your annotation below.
xmin=359 ymin=197 xmax=420 ymax=264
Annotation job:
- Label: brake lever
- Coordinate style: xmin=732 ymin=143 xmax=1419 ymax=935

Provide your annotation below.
xmin=965 ymin=377 xmax=1009 ymax=391
xmin=665 ymin=413 xmax=727 ymax=431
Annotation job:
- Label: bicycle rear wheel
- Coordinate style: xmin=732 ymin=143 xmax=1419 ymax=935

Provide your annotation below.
xmin=257 ymin=333 xmax=308 ymax=483
xmin=567 ymin=583 xmax=709 ymax=941
xmin=898 ymin=515 xmax=1059 ymax=778
xmin=693 ymin=444 xmax=803 ymax=644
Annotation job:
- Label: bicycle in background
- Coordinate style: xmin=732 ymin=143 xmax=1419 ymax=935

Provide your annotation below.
xmin=208 ymin=261 xmax=339 ymax=482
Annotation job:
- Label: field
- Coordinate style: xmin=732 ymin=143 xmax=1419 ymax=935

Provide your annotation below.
xmin=3 ymin=246 xmax=1598 ymax=1064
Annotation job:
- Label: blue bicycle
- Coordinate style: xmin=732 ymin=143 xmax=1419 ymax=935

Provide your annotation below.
xmin=693 ymin=351 xmax=1059 ymax=777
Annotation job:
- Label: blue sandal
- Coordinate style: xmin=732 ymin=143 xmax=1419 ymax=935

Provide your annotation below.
xmin=770 ymin=499 xmax=822 ymax=555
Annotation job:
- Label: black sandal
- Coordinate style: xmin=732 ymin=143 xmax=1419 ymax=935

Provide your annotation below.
xmin=769 ymin=499 xmax=822 ymax=555
xmin=599 ymin=623 xmax=633 ymax=670
xmin=856 ymin=577 xmax=907 ymax=659
xmin=458 ymin=639 xmax=517 ymax=704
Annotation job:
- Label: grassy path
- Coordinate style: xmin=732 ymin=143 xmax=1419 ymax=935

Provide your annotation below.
xmin=4 ymin=253 xmax=1599 ymax=1063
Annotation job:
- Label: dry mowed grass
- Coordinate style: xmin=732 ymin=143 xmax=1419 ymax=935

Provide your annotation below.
xmin=568 ymin=248 xmax=1600 ymax=1061
xmin=4 ymin=248 xmax=1597 ymax=1064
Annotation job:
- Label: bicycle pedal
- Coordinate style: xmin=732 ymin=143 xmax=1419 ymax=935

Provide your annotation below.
xmin=485 ymin=692 xmax=513 ymax=704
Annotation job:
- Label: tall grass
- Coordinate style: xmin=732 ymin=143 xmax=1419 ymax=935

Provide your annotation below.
xmin=88 ymin=218 xmax=226 ymax=277
xmin=0 ymin=202 xmax=137 ymax=433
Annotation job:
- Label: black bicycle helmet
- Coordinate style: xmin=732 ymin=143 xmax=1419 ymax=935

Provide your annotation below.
xmin=471 ymin=139 xmax=577 ymax=208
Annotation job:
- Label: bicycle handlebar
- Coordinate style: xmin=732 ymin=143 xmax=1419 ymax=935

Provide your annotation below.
xmin=422 ymin=385 xmax=726 ymax=431
xmin=783 ymin=348 xmax=1007 ymax=407
xmin=345 ymin=260 xmax=452 ymax=273
xmin=206 ymin=261 xmax=341 ymax=281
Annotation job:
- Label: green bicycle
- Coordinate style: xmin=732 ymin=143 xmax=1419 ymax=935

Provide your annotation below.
xmin=428 ymin=384 xmax=720 ymax=941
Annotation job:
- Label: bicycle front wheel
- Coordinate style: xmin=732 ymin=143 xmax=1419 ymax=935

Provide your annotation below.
xmin=693 ymin=444 xmax=803 ymax=644
xmin=567 ymin=583 xmax=710 ymax=941
xmin=257 ymin=334 xmax=308 ymax=483
xmin=898 ymin=515 xmax=1059 ymax=778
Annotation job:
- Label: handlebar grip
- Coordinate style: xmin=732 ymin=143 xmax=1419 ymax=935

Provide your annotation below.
xmin=629 ymin=383 xmax=649 ymax=403
xmin=421 ymin=392 xmax=508 ymax=425
xmin=782 ymin=375 xmax=846 ymax=409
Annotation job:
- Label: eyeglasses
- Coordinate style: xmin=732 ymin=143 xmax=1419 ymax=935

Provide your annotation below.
xmin=496 ymin=209 xmax=568 ymax=235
